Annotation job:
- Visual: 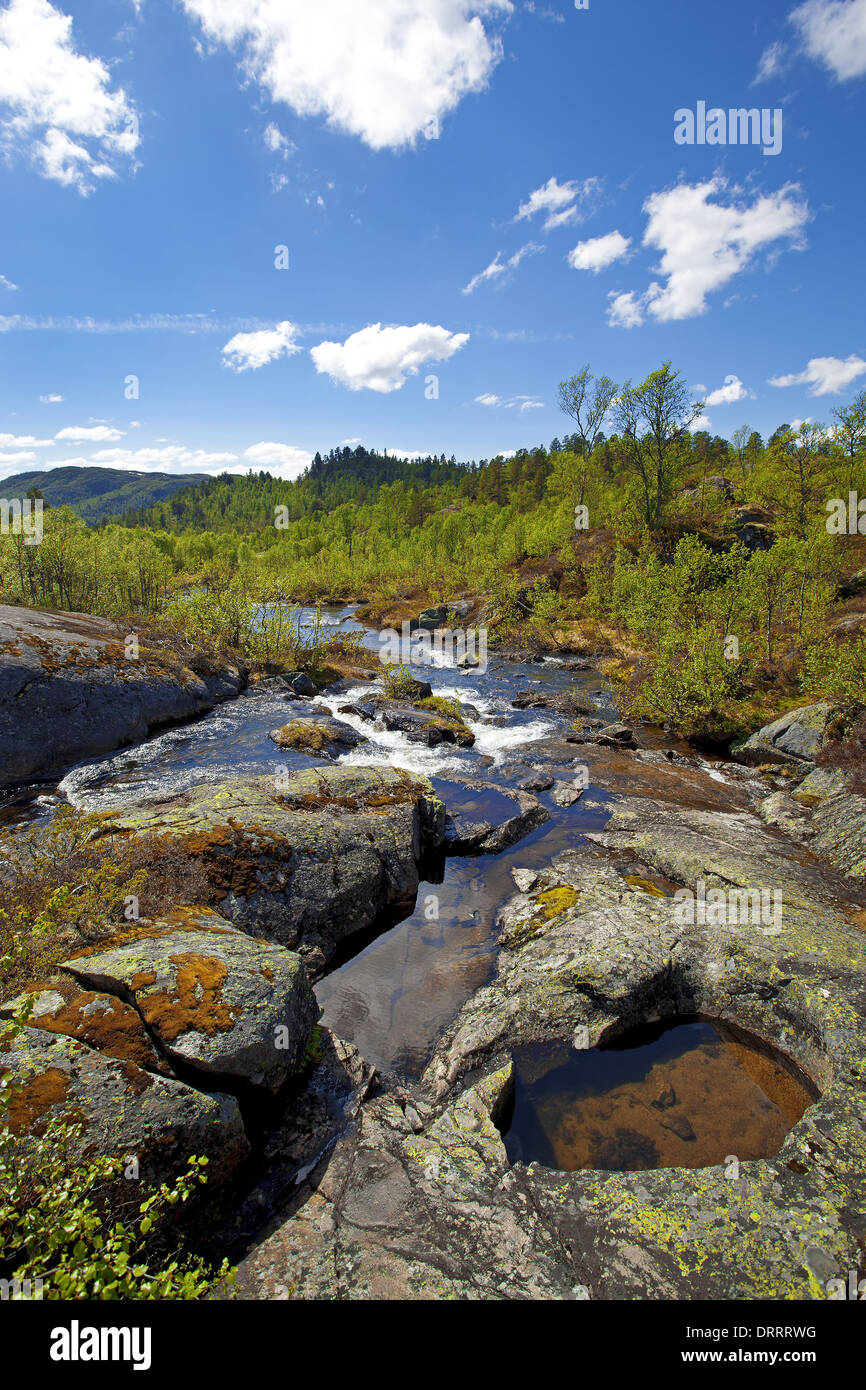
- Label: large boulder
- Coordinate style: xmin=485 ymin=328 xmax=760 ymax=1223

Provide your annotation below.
xmin=377 ymin=703 xmax=475 ymax=747
xmin=61 ymin=914 xmax=319 ymax=1093
xmin=0 ymin=605 xmax=243 ymax=788
xmin=0 ymin=1023 xmax=249 ymax=1190
xmin=442 ymin=781 xmax=549 ymax=855
xmin=102 ymin=767 xmax=447 ymax=975
xmin=731 ymin=702 xmax=840 ymax=767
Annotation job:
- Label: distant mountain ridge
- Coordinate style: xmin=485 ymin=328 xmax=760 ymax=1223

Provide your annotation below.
xmin=0 ymin=466 xmax=209 ymax=522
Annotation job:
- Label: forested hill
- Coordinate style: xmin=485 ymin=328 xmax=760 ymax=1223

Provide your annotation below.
xmin=1 ymin=466 xmax=208 ymax=523
xmin=114 ymin=445 xmax=476 ymax=532
xmin=115 ymin=436 xmax=598 ymax=532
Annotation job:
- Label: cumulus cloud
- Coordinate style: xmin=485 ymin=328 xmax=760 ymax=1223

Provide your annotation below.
xmin=310 ymin=322 xmax=469 ymax=393
xmin=606 ymin=178 xmax=809 ymax=327
xmin=606 ymin=290 xmax=645 ymax=329
xmin=704 ymin=374 xmax=754 ymax=406
xmin=768 ymin=354 xmax=866 ymax=394
xmin=461 ymin=241 xmax=542 ymax=294
xmin=39 ymin=392 xmax=62 ymax=402
xmin=263 ymin=122 xmax=295 ymax=156
xmin=179 ymin=0 xmax=511 ymax=150
xmin=243 ymin=442 xmax=312 ymax=477
xmin=0 ymin=0 xmax=140 ymax=194
xmin=790 ymin=0 xmax=866 ymax=81
xmin=514 ymin=175 xmax=602 ymax=232
xmin=221 ymin=320 xmax=300 ymax=371
xmin=55 ymin=424 xmax=124 ymax=442
xmin=567 ymin=230 xmax=631 ymax=273
xmin=474 ymin=393 xmax=501 ymax=405
xmin=89 ymin=446 xmax=239 ymax=469
xmin=0 ymin=432 xmax=53 ymax=446
xmin=0 ymin=449 xmax=37 ymax=465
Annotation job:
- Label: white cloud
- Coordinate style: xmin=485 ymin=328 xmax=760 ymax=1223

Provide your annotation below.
xmin=0 ymin=273 xmax=17 ymax=290
xmin=39 ymin=392 xmax=62 ymax=402
xmin=0 ymin=450 xmax=37 ymax=464
xmin=704 ymin=374 xmax=753 ymax=406
xmin=693 ymin=414 xmax=712 ymax=431
xmin=461 ymin=241 xmax=542 ymax=294
xmin=179 ymin=0 xmax=511 ymax=150
xmin=0 ymin=432 xmax=53 ymax=446
xmin=243 ymin=442 xmax=312 ymax=477
xmin=475 ymin=392 xmax=501 ymax=405
xmin=310 ymin=321 xmax=469 ymax=393
xmin=339 ymin=437 xmax=362 ymax=446
xmin=0 ymin=0 xmax=140 ymax=194
xmin=790 ymin=0 xmax=866 ymax=81
xmin=89 ymin=446 xmax=239 ymax=469
xmin=606 ymin=290 xmax=645 ymax=328
xmin=753 ymin=39 xmax=789 ymax=83
xmin=221 ymin=320 xmax=300 ymax=371
xmin=608 ymin=178 xmax=808 ymax=326
xmin=768 ymin=354 xmax=866 ymax=394
xmin=567 ymin=230 xmax=631 ymax=273
xmin=474 ymin=391 xmax=542 ymax=409
xmin=263 ymin=121 xmax=295 ymax=156
xmin=514 ymin=175 xmax=601 ymax=232
xmin=55 ymin=424 xmax=124 ymax=442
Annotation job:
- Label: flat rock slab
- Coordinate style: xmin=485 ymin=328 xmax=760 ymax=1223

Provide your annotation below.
xmin=0 ymin=604 xmax=243 ymax=787
xmin=0 ymin=1023 xmax=249 ymax=1190
xmin=103 ymin=766 xmax=446 ymax=975
xmin=238 ymin=795 xmax=866 ymax=1300
xmin=62 ymin=915 xmax=319 ymax=1093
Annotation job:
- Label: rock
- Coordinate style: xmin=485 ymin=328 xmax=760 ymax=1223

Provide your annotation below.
xmin=0 ymin=1024 xmax=249 ymax=1190
xmin=446 ymin=599 xmax=474 ymax=620
xmin=517 ymin=771 xmax=555 ymax=793
xmin=835 ymin=569 xmax=866 ymax=601
xmin=511 ymin=868 xmax=540 ymax=893
xmin=512 ymin=690 xmax=598 ymax=717
xmin=283 ymin=671 xmax=317 ymax=697
xmin=660 ymin=1112 xmax=696 ymax=1142
xmin=269 ymin=717 xmax=363 ymax=758
xmin=808 ymin=791 xmax=866 ymax=877
xmin=731 ymin=703 xmax=839 ymax=767
xmin=596 ymin=723 xmax=636 ymax=749
xmin=443 ymin=782 xmax=549 ymax=856
xmin=0 ymin=605 xmax=244 ymax=789
xmin=337 ymin=700 xmax=378 ymax=722
xmin=652 ymin=1083 xmax=677 ymax=1110
xmin=758 ymin=791 xmax=812 ymax=839
xmin=62 ymin=914 xmax=319 ymax=1093
xmin=414 ymin=607 xmax=446 ymax=632
xmin=377 ymin=703 xmax=474 ymax=747
xmin=0 ymin=977 xmax=170 ymax=1075
xmin=102 ymin=767 xmax=447 ymax=975
xmin=551 ymin=781 xmax=585 ymax=808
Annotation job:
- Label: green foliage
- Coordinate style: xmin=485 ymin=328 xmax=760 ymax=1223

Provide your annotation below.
xmin=802 ymin=636 xmax=866 ymax=705
xmin=380 ymin=664 xmax=423 ymax=700
xmin=0 ymin=1047 xmax=233 ymax=1300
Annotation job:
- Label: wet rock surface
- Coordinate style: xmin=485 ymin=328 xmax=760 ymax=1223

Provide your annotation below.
xmin=0 ymin=604 xmax=243 ymax=788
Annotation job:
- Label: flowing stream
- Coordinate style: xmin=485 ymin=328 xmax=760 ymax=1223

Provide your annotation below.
xmin=0 ymin=605 xmax=734 ymax=1080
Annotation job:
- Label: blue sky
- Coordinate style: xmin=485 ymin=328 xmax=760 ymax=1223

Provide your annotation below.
xmin=1 ymin=0 xmax=865 ymax=481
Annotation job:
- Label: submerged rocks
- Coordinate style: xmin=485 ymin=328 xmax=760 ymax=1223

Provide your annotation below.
xmin=442 ymin=780 xmax=549 ymax=856
xmin=103 ymin=766 xmax=447 ymax=974
xmin=0 ymin=604 xmax=244 ymax=788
